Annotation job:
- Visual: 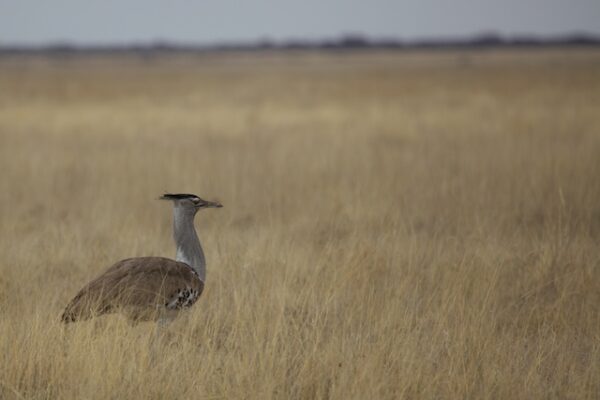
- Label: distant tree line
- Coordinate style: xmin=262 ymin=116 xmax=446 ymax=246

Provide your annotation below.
xmin=1 ymin=33 xmax=599 ymax=55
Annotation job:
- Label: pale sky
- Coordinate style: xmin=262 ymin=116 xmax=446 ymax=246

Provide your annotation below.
xmin=1 ymin=0 xmax=599 ymax=46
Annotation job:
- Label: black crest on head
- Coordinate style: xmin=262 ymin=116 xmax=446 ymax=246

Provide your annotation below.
xmin=160 ymin=193 xmax=199 ymax=201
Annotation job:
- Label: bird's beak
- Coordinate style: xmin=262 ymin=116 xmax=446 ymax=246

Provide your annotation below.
xmin=205 ymin=200 xmax=223 ymax=208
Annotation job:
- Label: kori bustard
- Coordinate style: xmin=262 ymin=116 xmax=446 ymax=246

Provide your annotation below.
xmin=62 ymin=193 xmax=222 ymax=323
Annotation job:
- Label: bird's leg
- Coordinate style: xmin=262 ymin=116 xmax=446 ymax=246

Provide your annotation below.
xmin=151 ymin=311 xmax=172 ymax=344
xmin=156 ymin=316 xmax=171 ymax=334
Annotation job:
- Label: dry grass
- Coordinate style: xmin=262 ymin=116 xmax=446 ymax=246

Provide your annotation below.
xmin=0 ymin=48 xmax=600 ymax=399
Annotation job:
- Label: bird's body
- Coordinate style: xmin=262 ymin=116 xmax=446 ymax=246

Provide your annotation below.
xmin=62 ymin=257 xmax=204 ymax=322
xmin=61 ymin=193 xmax=222 ymax=324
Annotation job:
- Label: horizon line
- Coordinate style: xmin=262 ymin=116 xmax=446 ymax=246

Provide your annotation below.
xmin=2 ymin=31 xmax=600 ymax=50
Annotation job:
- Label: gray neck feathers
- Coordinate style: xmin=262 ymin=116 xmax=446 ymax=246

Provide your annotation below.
xmin=173 ymin=206 xmax=206 ymax=282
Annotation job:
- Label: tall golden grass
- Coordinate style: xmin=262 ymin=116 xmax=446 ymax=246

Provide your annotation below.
xmin=0 ymin=48 xmax=599 ymax=399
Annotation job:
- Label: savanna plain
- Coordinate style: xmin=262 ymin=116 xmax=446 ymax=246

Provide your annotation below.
xmin=0 ymin=48 xmax=600 ymax=399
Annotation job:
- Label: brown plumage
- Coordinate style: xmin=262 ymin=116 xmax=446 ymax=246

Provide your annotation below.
xmin=62 ymin=257 xmax=204 ymax=323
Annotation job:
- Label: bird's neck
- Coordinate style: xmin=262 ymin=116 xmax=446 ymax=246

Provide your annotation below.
xmin=173 ymin=207 xmax=206 ymax=282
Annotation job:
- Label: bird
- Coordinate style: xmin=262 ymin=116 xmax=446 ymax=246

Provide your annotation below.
xmin=61 ymin=193 xmax=222 ymax=324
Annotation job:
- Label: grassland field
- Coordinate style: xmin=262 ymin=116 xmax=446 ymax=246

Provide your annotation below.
xmin=0 ymin=48 xmax=600 ymax=399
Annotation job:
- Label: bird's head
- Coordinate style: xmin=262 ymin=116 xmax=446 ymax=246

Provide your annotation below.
xmin=160 ymin=193 xmax=223 ymax=215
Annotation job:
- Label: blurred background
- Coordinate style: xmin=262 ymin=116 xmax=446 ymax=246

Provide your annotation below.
xmin=1 ymin=2 xmax=600 ymax=400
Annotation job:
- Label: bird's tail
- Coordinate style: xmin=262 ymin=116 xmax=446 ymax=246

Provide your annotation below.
xmin=61 ymin=309 xmax=77 ymax=323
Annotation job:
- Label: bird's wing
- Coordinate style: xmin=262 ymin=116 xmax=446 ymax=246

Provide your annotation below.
xmin=62 ymin=257 xmax=203 ymax=322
